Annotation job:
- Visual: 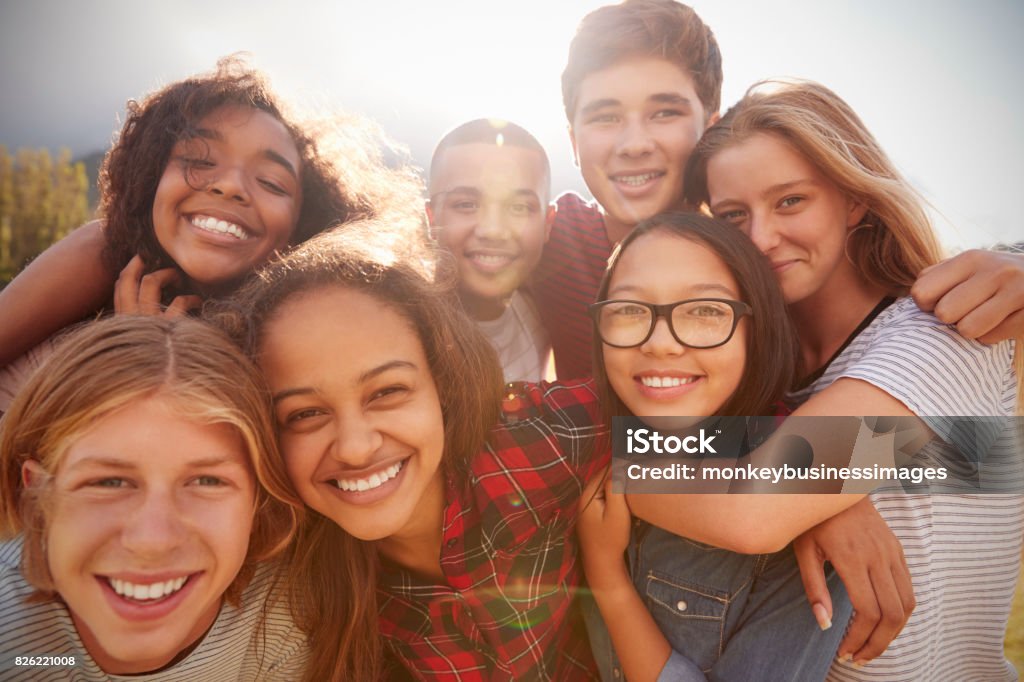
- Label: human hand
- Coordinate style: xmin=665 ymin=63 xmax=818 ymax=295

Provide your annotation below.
xmin=115 ymin=255 xmax=202 ymax=317
xmin=793 ymin=497 xmax=914 ymax=666
xmin=911 ymin=248 xmax=1024 ymax=343
xmin=578 ymin=470 xmax=632 ymax=587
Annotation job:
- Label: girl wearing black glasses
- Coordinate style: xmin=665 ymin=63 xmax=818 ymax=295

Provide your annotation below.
xmin=578 ymin=212 xmax=874 ymax=682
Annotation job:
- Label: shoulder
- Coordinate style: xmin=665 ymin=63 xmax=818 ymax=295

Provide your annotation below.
xmin=552 ymin=192 xmax=604 ymax=235
xmin=835 ymin=297 xmax=1015 ymax=416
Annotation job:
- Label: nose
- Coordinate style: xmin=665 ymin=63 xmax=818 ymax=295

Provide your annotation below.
xmin=640 ymin=316 xmax=685 ymax=357
xmin=121 ymin=489 xmax=189 ymax=558
xmin=747 ymin=212 xmax=781 ymax=255
xmin=206 ymin=165 xmax=250 ymax=204
xmin=474 ymin=201 xmax=510 ymax=242
xmin=331 ymin=412 xmax=384 ymax=468
xmin=616 ymin=117 xmax=655 ymax=158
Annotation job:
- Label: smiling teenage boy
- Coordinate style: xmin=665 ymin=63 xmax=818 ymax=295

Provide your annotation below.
xmin=427 ymin=119 xmax=556 ymax=382
xmin=534 ymin=0 xmax=1024 ymax=381
xmin=533 ymin=0 xmax=722 ymax=380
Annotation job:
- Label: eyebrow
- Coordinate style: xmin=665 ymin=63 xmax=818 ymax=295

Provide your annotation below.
xmin=65 ymin=455 xmax=243 ymax=472
xmin=194 ymin=127 xmax=298 ymax=179
xmin=609 ymin=282 xmax=739 ymax=298
xmin=579 ymin=98 xmax=620 ymax=117
xmin=432 ymin=187 xmax=541 ymax=203
xmin=649 ymin=93 xmax=693 ymax=107
xmin=271 ymin=360 xmax=418 ymax=404
xmin=709 ymin=179 xmax=818 ymax=213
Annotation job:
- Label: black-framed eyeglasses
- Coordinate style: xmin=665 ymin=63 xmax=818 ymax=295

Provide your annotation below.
xmin=588 ymin=298 xmax=752 ymax=349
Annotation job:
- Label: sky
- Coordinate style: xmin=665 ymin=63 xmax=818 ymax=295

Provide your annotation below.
xmin=1 ymin=0 xmax=1022 ymax=249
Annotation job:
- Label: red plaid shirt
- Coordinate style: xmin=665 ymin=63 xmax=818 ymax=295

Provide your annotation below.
xmin=378 ymin=380 xmax=609 ymax=681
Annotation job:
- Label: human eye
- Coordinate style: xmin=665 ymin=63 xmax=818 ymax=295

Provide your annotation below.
xmin=190 ymin=475 xmax=227 ymax=487
xmin=680 ymin=301 xmax=731 ymax=318
xmin=652 ymin=108 xmax=684 ymax=120
xmin=778 ymin=195 xmax=804 ymax=210
xmin=586 ymin=111 xmax=619 ymax=125
xmin=258 ymin=177 xmax=290 ymax=195
xmin=507 ymin=201 xmax=537 ymax=217
xmin=369 ymin=384 xmax=409 ymax=403
xmin=87 ymin=477 xmax=130 ymax=489
xmin=714 ymin=208 xmax=747 ymax=225
xmin=606 ymin=302 xmax=649 ymax=318
xmin=285 ymin=407 xmax=326 ymax=424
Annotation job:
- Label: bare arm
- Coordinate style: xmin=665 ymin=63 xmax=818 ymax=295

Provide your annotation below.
xmin=626 ymin=377 xmax=926 ymax=554
xmin=577 ymin=474 xmax=678 ymax=682
xmin=0 ymin=221 xmax=113 ymax=367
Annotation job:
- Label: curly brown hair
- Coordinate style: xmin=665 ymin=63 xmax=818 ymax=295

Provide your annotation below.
xmin=98 ymin=55 xmax=422 ymax=290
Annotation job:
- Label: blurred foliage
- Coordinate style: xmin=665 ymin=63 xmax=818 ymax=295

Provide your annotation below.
xmin=0 ymin=145 xmax=91 ymax=287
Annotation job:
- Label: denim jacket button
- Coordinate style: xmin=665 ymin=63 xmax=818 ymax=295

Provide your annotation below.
xmin=612 ymin=669 xmax=621 ymax=679
xmin=676 ymin=600 xmax=688 ymax=611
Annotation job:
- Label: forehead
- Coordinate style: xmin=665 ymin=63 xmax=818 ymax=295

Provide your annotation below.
xmin=574 ymin=56 xmax=704 ymax=116
xmin=709 ymin=133 xmax=819 ymax=187
xmin=430 ymin=142 xmax=547 ymax=196
xmin=259 ymin=286 xmax=428 ymax=385
xmin=610 ymin=232 xmax=739 ymax=299
xmin=59 ymin=395 xmax=248 ymax=472
xmin=188 ymin=105 xmax=301 ymax=164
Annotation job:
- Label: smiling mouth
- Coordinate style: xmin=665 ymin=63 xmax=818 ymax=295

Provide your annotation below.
xmin=333 ymin=459 xmax=405 ymax=492
xmin=189 ymin=214 xmax=250 ymax=241
xmin=613 ymin=172 xmax=665 ymax=187
xmin=106 ymin=575 xmax=191 ymax=604
xmin=467 ymin=252 xmax=516 ymax=269
xmin=639 ymin=375 xmax=699 ymax=388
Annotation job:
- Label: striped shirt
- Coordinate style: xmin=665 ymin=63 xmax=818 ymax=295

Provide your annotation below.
xmin=789 ymin=297 xmax=1023 ymax=682
xmin=476 ymin=290 xmax=552 ymax=383
xmin=0 ymin=539 xmax=307 ymax=681
xmin=531 ymin=193 xmax=612 ymax=380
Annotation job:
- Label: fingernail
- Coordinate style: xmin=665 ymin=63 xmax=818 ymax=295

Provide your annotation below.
xmin=852 ymin=660 xmax=868 ymax=669
xmin=837 ymin=653 xmax=852 ymax=663
xmin=812 ymin=603 xmax=832 ymax=631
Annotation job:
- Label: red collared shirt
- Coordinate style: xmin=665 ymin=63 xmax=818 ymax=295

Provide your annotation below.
xmin=378 ymin=380 xmax=608 ymax=681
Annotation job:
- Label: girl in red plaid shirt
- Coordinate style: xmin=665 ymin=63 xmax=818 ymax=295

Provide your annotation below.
xmin=213 ymin=219 xmax=610 ymax=681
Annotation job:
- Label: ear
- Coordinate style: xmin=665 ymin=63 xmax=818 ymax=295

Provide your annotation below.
xmin=22 ymin=460 xmax=47 ymax=489
xmin=847 ymin=202 xmax=869 ymax=228
xmin=568 ymin=124 xmax=580 ymax=167
xmin=704 ymin=111 xmax=721 ymax=131
xmin=424 ymin=201 xmax=441 ymax=241
xmin=543 ymin=203 xmax=557 ymax=243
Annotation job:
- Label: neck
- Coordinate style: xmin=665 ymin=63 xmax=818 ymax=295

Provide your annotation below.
xmin=376 ymin=471 xmax=446 ymax=582
xmin=460 ymin=290 xmax=510 ymax=322
xmin=790 ymin=271 xmax=891 ymax=377
xmin=602 ymin=212 xmax=633 ymax=246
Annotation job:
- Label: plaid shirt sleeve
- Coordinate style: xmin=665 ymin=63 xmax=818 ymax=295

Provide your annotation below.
xmin=378 ymin=380 xmax=609 ymax=681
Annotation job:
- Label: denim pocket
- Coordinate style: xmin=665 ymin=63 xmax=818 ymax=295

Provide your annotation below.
xmin=643 ymin=569 xmax=729 ymax=671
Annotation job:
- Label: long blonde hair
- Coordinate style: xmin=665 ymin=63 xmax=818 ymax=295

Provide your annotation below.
xmin=0 ymin=315 xmax=302 ymax=602
xmin=686 ymin=79 xmax=1021 ymax=411
xmin=686 ymin=79 xmax=943 ymax=293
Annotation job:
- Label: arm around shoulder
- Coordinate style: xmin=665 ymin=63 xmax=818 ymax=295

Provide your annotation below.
xmin=0 ymin=221 xmax=113 ymax=367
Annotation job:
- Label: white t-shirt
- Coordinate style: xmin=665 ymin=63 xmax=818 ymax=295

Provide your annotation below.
xmin=790 ymin=297 xmax=1023 ymax=682
xmin=476 ymin=290 xmax=552 ymax=383
xmin=0 ymin=538 xmax=307 ymax=681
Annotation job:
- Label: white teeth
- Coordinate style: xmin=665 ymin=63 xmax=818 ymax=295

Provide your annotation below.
xmin=616 ymin=172 xmax=661 ymax=186
xmin=335 ymin=461 xmax=403 ymax=492
xmin=640 ymin=376 xmax=697 ymax=388
xmin=109 ymin=575 xmax=188 ymax=602
xmin=190 ymin=215 xmax=249 ymax=240
xmin=470 ymin=253 xmax=513 ymax=266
